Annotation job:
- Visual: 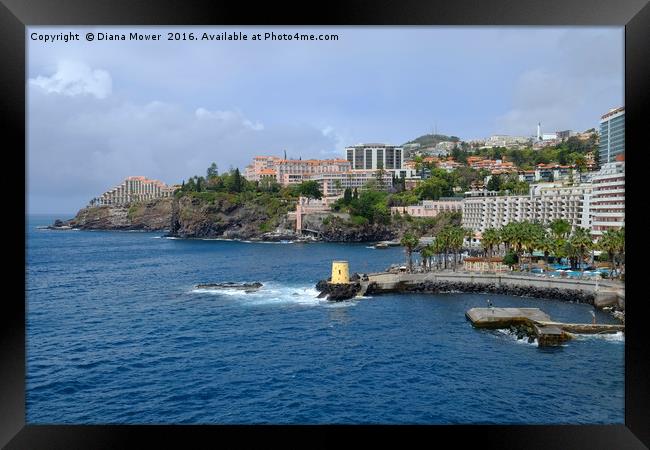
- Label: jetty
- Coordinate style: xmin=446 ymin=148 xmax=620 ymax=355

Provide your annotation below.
xmin=466 ymin=307 xmax=624 ymax=346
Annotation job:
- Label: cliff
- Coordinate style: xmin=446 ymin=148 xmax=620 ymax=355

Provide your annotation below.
xmin=63 ymin=198 xmax=173 ymax=231
xmin=319 ymin=216 xmax=399 ymax=242
xmin=56 ymin=192 xmax=453 ymax=242
xmin=168 ymin=193 xmax=295 ymax=239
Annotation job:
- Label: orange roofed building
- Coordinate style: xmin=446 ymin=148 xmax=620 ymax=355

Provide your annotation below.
xmin=244 ymin=155 xmax=351 ymax=185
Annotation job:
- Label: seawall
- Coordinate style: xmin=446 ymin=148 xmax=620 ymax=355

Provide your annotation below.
xmin=363 ymin=272 xmax=625 ymax=309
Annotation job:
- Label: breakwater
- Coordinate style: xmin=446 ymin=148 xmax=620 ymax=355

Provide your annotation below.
xmin=318 ymin=271 xmax=625 ymax=310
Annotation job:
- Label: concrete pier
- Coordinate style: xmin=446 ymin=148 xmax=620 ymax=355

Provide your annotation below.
xmin=466 ymin=307 xmax=551 ymax=328
xmin=466 ymin=307 xmax=624 ymax=346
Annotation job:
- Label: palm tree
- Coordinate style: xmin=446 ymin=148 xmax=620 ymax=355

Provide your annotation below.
xmin=598 ymin=230 xmax=617 ymax=277
xmin=431 ymin=237 xmax=444 ymax=270
xmin=500 ymin=222 xmax=519 ymax=256
xmin=537 ymin=234 xmax=555 ymax=266
xmin=449 ymin=227 xmax=464 ymax=270
xmin=568 ymin=227 xmax=593 ymax=271
xmin=523 ymin=222 xmax=545 ymax=270
xmin=437 ymin=227 xmax=452 ymax=270
xmin=598 ymin=228 xmax=625 ymax=278
xmin=549 ymin=219 xmax=571 ymax=241
xmin=482 ymin=228 xmax=500 ymax=259
xmin=615 ymin=228 xmax=625 ymax=276
xmin=420 ymin=245 xmax=433 ymax=272
xmin=563 ymin=239 xmax=579 ymax=271
xmin=400 ymin=232 xmax=419 ymax=272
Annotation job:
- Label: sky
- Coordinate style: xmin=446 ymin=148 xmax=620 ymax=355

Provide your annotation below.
xmin=27 ymin=26 xmax=624 ymax=214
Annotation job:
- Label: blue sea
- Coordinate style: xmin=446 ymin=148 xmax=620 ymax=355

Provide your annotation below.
xmin=26 ymin=214 xmax=624 ymax=424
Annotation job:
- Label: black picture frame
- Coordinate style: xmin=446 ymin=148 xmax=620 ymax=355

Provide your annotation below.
xmin=4 ymin=0 xmax=648 ymax=447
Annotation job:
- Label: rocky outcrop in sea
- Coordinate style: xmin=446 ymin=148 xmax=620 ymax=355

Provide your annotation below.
xmin=315 ymin=273 xmax=363 ymax=301
xmin=54 ymin=199 xmax=173 ymax=231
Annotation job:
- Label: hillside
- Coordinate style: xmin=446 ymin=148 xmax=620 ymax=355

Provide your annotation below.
xmin=403 ymin=133 xmax=460 ymax=148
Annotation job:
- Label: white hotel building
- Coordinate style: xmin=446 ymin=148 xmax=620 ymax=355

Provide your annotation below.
xmin=89 ymin=176 xmax=177 ymax=206
xmin=345 ymin=143 xmax=416 ymax=178
xmin=590 ymin=157 xmax=625 ymax=238
xmin=311 ymin=170 xmax=394 ymax=197
xmin=462 ymin=183 xmax=592 ymax=232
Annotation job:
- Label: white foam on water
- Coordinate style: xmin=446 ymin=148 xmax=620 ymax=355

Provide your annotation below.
xmin=573 ymin=331 xmax=625 ymax=343
xmin=495 ymin=329 xmax=539 ymax=347
xmin=189 ymin=282 xmax=332 ymax=307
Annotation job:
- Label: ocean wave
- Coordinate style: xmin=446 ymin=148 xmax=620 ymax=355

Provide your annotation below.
xmin=189 ymin=282 xmax=329 ymax=307
xmin=572 ymin=331 xmax=625 ymax=343
xmin=495 ymin=328 xmax=539 ymax=347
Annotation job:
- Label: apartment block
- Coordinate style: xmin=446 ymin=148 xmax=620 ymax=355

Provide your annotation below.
xmin=89 ymin=176 xmax=177 ymax=206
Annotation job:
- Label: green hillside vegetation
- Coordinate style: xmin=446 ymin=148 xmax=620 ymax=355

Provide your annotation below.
xmin=175 ymin=163 xmax=327 ymax=226
xmin=403 ymin=133 xmax=460 ymax=148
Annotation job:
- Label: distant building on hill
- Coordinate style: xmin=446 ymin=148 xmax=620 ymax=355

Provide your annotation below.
xmin=243 ymin=156 xmax=351 ymax=184
xmin=89 ymin=176 xmax=177 ymax=206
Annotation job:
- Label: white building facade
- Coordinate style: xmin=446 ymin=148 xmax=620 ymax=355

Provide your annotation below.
xmin=590 ymin=158 xmax=625 ymax=238
xmin=89 ymin=176 xmax=177 ymax=206
xmin=391 ymin=198 xmax=463 ymax=218
xmin=311 ymin=170 xmax=393 ymax=197
xmin=462 ymin=183 xmax=592 ymax=232
xmin=345 ymin=143 xmax=406 ymax=174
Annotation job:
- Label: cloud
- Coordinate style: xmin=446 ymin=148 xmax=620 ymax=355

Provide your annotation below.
xmin=195 ymin=108 xmax=264 ymax=131
xmin=27 ymin=80 xmax=338 ymax=213
xmin=494 ymin=29 xmax=623 ymax=136
xmin=29 ymin=61 xmax=112 ymax=99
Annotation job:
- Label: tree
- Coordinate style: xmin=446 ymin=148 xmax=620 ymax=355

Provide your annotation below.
xmin=503 ymin=251 xmax=518 ymax=268
xmin=598 ymin=228 xmax=625 ymax=277
xmin=420 ymin=245 xmax=432 ymax=271
xmin=448 ymin=227 xmax=464 ymax=270
xmin=232 ymin=168 xmax=243 ymax=193
xmin=376 ymin=162 xmax=386 ymax=185
xmin=549 ymin=219 xmax=571 ymax=241
xmin=400 ymin=232 xmax=419 ymax=272
xmin=343 ymin=187 xmax=352 ymax=204
xmin=297 ymin=180 xmax=322 ymax=200
xmin=421 ymin=244 xmax=436 ymax=271
xmin=196 ymin=176 xmax=203 ymax=192
xmin=482 ymin=228 xmax=500 ymax=258
xmin=207 ymin=162 xmax=219 ymax=179
xmin=353 ymin=188 xmax=359 ymax=200
xmin=568 ymin=227 xmax=593 ymax=271
xmin=487 ymin=175 xmax=501 ymax=192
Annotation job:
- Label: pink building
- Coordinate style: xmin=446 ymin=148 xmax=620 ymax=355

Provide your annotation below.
xmin=291 ymin=196 xmax=341 ymax=232
xmin=244 ymin=156 xmax=351 ymax=185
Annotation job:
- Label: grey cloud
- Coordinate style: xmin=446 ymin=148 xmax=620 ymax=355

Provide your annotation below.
xmin=28 ymin=82 xmax=338 ymax=214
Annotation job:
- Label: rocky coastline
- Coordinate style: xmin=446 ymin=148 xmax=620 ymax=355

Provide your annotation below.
xmin=48 ymin=196 xmax=402 ymax=243
xmin=367 ymin=280 xmax=596 ymax=304
xmin=316 ymin=276 xmax=598 ymax=304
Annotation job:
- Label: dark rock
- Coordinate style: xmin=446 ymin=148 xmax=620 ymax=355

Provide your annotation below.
xmin=195 ymin=282 xmax=262 ymax=291
xmin=327 ymin=282 xmax=361 ymax=301
xmin=315 ymin=279 xmax=362 ymax=301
